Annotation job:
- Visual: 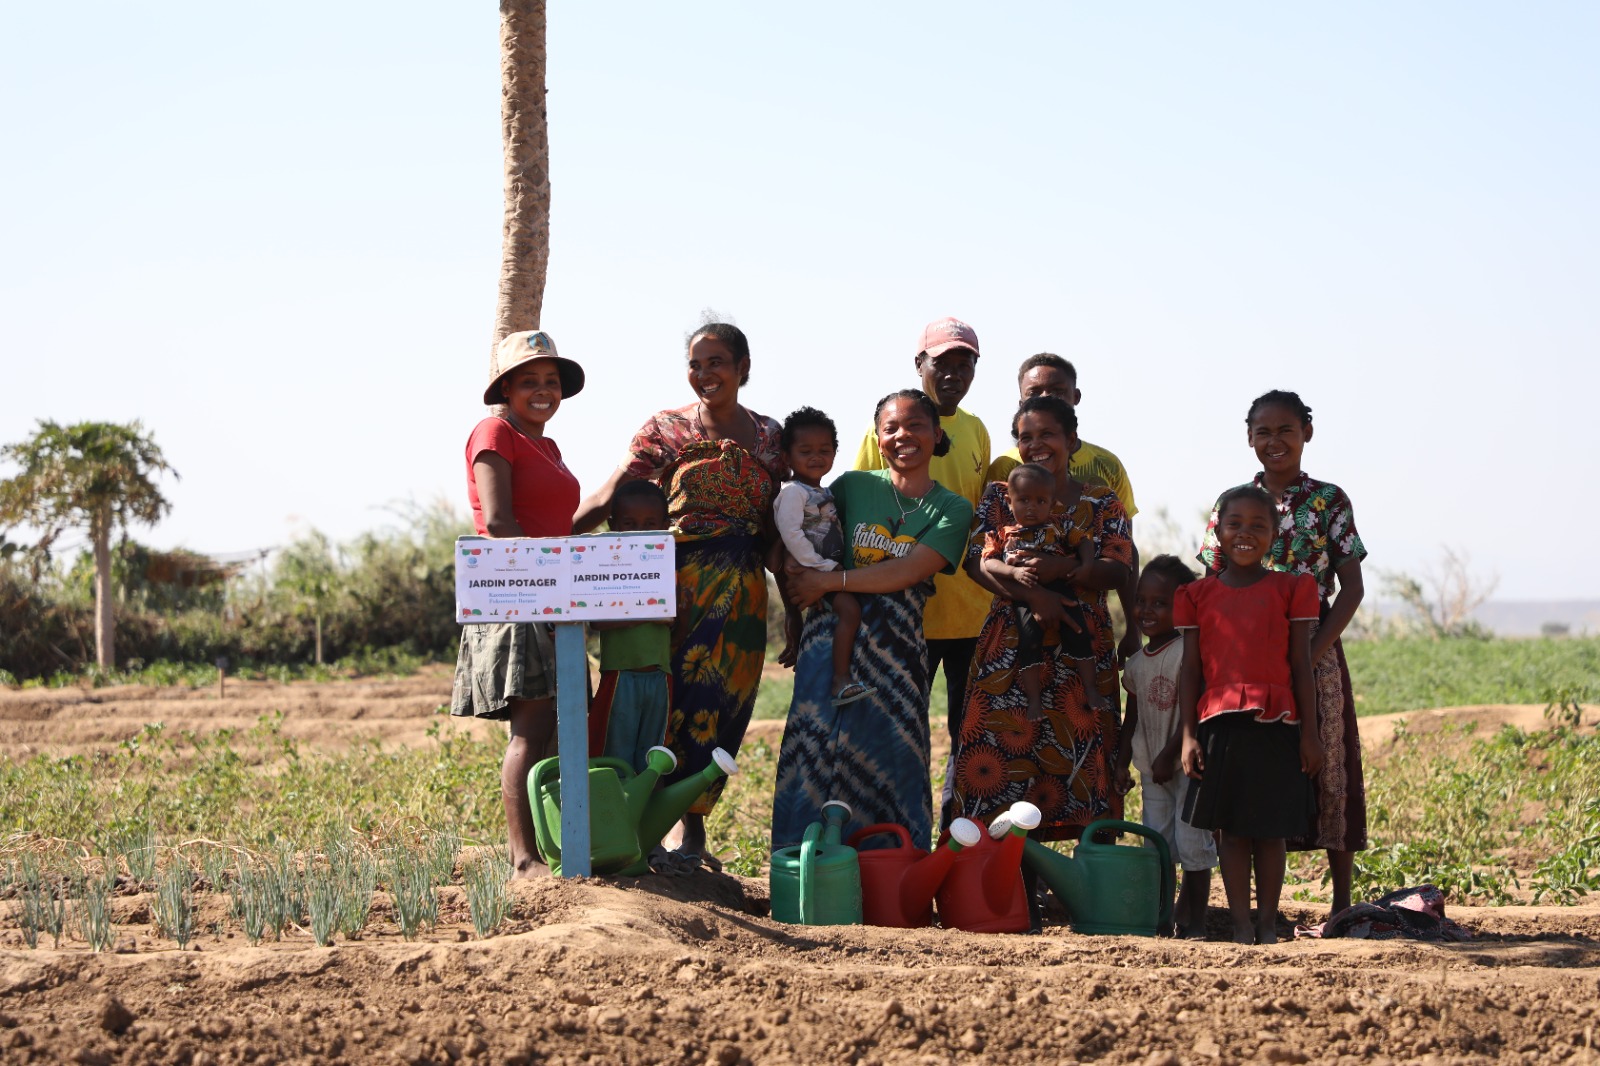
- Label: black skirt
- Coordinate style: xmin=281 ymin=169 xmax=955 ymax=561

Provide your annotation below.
xmin=1182 ymin=712 xmax=1317 ymax=839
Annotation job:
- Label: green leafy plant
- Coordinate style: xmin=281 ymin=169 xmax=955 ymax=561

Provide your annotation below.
xmin=464 ymin=854 xmax=512 ymax=938
xmin=337 ymin=851 xmax=378 ymax=939
xmin=199 ymin=844 xmax=232 ymax=891
xmin=153 ymin=863 xmax=195 ymax=948
xmin=387 ymin=850 xmax=437 ymax=941
xmin=307 ymin=870 xmax=343 ymax=947
xmin=76 ymin=876 xmax=117 ymax=953
xmin=426 ymin=827 xmax=462 ymax=887
xmin=234 ymin=862 xmax=273 ymax=946
xmin=1543 ymin=683 xmax=1595 ymax=729
xmin=704 ymin=737 xmax=777 ymax=876
xmin=105 ymin=823 xmax=159 ymax=886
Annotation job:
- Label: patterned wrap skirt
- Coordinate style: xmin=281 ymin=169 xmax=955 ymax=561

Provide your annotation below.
xmin=1289 ymin=621 xmax=1368 ymax=853
xmin=661 ymin=532 xmax=769 ymax=815
xmin=772 ymin=585 xmax=934 ymax=850
xmin=950 ymin=598 xmax=1121 ymax=841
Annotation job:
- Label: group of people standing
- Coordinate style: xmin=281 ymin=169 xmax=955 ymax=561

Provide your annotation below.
xmin=453 ymin=316 xmax=1369 ymax=941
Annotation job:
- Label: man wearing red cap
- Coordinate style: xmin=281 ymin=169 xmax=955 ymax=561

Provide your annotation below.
xmin=853 ymin=317 xmax=991 ymax=739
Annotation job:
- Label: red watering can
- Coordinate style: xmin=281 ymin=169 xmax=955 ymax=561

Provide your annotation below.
xmin=935 ymin=801 xmax=1042 ymax=934
xmin=848 ymin=819 xmax=984 ymax=928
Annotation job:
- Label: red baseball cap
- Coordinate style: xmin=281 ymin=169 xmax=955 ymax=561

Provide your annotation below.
xmin=917 ymin=317 xmax=980 ymax=359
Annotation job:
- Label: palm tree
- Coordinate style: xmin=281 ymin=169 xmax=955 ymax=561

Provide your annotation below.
xmin=494 ymin=0 xmax=551 ymax=372
xmin=0 ymin=420 xmax=177 ymax=670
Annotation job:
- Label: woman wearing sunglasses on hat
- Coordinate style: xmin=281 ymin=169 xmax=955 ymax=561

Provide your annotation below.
xmin=452 ymin=330 xmax=585 ymax=879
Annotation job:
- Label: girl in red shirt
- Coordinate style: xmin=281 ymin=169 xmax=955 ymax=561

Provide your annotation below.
xmin=1178 ymin=485 xmax=1323 ymax=944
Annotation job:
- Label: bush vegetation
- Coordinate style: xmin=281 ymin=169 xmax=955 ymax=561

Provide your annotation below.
xmin=0 ymin=502 xmax=466 ymax=682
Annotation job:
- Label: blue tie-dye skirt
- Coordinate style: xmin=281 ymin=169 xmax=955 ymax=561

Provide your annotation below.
xmin=771 ymin=584 xmax=935 ymax=851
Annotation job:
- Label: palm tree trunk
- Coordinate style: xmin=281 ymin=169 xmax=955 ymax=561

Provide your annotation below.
xmin=493 ymin=0 xmax=551 ymax=367
xmin=92 ymin=508 xmax=114 ymax=670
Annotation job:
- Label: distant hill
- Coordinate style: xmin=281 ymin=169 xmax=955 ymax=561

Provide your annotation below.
xmin=1368 ymin=600 xmax=1600 ymax=638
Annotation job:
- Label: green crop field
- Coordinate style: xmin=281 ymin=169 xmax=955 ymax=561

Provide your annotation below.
xmin=752 ymin=636 xmax=1600 ymax=721
xmin=1342 ymin=636 xmax=1600 ymax=716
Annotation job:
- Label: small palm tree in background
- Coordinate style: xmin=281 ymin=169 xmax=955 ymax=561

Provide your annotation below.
xmin=0 ymin=420 xmax=177 ymax=670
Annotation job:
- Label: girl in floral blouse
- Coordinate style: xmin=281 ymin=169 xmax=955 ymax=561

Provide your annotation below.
xmin=1199 ymin=389 xmax=1368 ymax=918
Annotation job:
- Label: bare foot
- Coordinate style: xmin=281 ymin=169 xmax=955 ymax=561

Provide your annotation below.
xmin=1179 ymin=926 xmax=1208 ymax=940
xmin=1231 ymin=925 xmax=1254 ymax=945
xmin=511 ymin=858 xmax=551 ymax=880
xmin=1256 ymin=923 xmax=1278 ymax=945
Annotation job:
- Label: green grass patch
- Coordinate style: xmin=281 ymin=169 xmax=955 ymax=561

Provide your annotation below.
xmin=1289 ymin=721 xmax=1600 ymax=904
xmin=1344 ymin=636 xmax=1600 ymax=717
xmin=1 ymin=713 xmax=1596 ymax=928
xmin=0 ymin=713 xmax=504 ymax=849
xmin=752 ymin=638 xmax=1600 ymax=722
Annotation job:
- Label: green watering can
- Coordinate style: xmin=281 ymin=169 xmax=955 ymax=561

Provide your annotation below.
xmin=769 ymin=801 xmax=862 ymax=926
xmin=1021 ymin=818 xmax=1175 ymax=936
xmin=617 ymin=746 xmax=739 ymax=877
xmin=529 ymin=746 xmax=738 ymax=877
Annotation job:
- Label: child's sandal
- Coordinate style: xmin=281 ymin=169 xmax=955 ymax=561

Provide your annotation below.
xmin=831 ymin=680 xmax=874 ymax=707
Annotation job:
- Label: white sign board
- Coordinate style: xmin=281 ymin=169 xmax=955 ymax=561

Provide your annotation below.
xmin=454 ymin=534 xmax=676 ymax=623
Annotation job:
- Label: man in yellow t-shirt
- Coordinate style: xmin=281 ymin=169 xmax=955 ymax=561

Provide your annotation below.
xmin=854 ymin=317 xmax=989 ymax=740
xmin=987 ymin=352 xmax=1141 ymax=663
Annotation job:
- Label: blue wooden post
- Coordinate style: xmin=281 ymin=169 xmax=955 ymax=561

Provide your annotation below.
xmin=552 ymin=622 xmax=590 ymax=878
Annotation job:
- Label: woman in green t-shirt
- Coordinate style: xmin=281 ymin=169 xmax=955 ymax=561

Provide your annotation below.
xmin=772 ymin=390 xmax=974 ymax=850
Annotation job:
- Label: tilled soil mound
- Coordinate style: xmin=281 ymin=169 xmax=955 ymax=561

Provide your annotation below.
xmin=2 ymin=874 xmax=1598 ymax=1065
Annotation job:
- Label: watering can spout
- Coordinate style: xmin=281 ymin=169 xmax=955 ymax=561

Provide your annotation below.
xmin=1020 ymin=837 xmax=1087 ymax=917
xmin=621 ymin=746 xmax=740 ymax=876
xmin=636 ymin=746 xmax=737 ymax=846
xmin=821 ymin=800 xmax=852 ymax=846
xmin=1020 ymin=818 xmax=1175 ymax=936
xmin=893 ymin=819 xmax=980 ymax=922
xmin=983 ymin=802 xmax=1040 ymax=912
xmin=620 ymin=745 xmax=677 ymax=827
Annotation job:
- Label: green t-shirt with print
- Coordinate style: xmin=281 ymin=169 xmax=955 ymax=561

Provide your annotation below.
xmin=829 ymin=470 xmax=973 ymax=577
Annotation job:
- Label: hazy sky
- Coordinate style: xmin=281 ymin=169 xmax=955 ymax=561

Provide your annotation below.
xmin=3 ymin=3 xmax=1596 ymax=598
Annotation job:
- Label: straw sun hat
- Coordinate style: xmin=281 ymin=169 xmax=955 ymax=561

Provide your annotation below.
xmin=484 ymin=330 xmax=586 ymax=405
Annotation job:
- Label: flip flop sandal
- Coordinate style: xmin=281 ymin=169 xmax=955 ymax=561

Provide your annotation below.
xmin=670 ymin=848 xmax=725 ymax=874
xmin=830 ymin=681 xmax=874 ymax=707
xmin=647 ymin=846 xmax=692 ymax=877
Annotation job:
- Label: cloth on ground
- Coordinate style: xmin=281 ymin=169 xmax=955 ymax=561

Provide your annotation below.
xmin=1294 ymin=885 xmax=1470 ymax=941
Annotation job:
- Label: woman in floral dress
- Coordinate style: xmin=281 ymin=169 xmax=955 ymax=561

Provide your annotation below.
xmin=576 ymin=322 xmax=786 ymax=868
xmin=951 ymin=395 xmax=1133 ymax=840
xmin=1199 ymin=388 xmax=1368 ymax=916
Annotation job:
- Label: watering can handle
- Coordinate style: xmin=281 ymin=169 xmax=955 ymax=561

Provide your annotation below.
xmin=798 ymin=822 xmax=822 ymax=925
xmin=846 ymin=823 xmax=912 ymax=850
xmin=532 ymin=756 xmax=633 ymax=788
xmin=591 ymin=756 xmax=635 ymax=781
xmin=1081 ymin=819 xmax=1175 ymax=933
